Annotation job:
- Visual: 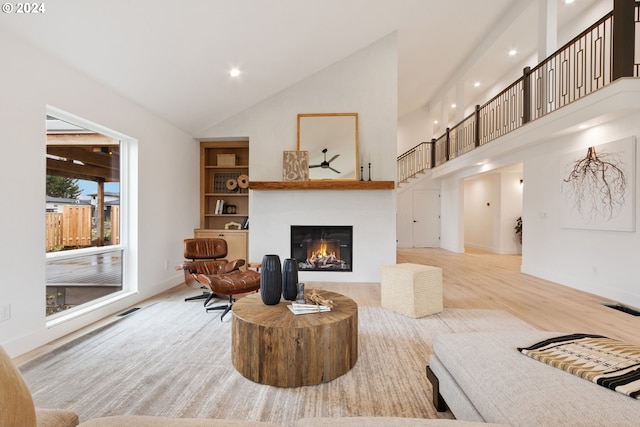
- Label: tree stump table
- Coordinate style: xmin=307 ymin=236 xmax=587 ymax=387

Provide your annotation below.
xmin=231 ymin=289 xmax=358 ymax=387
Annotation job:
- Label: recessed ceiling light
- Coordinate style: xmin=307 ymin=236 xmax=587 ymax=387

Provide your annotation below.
xmin=565 ymin=0 xmax=575 ymax=4
xmin=433 ymin=120 xmax=439 ymax=124
xmin=474 ymin=82 xmax=481 ymax=87
xmin=229 ymin=68 xmax=241 ymax=77
xmin=508 ymin=49 xmax=517 ymax=56
xmin=578 ymin=124 xmax=589 ymax=129
xmin=451 ymin=103 xmax=456 ymax=108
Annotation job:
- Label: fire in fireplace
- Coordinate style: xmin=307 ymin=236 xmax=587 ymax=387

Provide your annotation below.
xmin=291 ymin=225 xmax=352 ymax=272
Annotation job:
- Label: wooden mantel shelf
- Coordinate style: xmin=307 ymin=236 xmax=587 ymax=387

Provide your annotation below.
xmin=250 ymin=180 xmax=395 ymax=190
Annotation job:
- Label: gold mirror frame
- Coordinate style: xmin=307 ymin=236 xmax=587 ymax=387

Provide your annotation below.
xmin=297 ymin=113 xmax=359 ymax=180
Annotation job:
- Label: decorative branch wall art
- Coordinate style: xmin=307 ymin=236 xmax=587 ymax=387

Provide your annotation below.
xmin=560 ymin=137 xmax=636 ymax=231
xmin=564 ymin=146 xmax=627 ymax=219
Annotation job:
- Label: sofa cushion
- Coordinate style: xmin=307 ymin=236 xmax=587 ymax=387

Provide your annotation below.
xmin=295 ymin=417 xmax=504 ymax=426
xmin=77 ymin=416 xmax=279 ymax=426
xmin=433 ymin=331 xmax=640 ymax=426
xmin=0 ymin=345 xmax=37 ymax=427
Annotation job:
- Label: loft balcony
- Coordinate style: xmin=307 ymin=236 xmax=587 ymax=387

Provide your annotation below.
xmin=397 ymin=1 xmax=640 ymax=183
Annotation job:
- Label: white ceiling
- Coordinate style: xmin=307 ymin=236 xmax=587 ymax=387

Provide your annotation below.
xmin=2 ymin=0 xmax=607 ymax=136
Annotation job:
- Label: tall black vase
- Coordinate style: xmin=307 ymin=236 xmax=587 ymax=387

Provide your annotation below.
xmin=260 ymin=254 xmax=282 ymax=305
xmin=282 ymin=258 xmax=298 ymax=301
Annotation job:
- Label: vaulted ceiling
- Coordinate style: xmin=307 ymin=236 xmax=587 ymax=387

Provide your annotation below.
xmin=3 ymin=0 xmax=606 ymax=136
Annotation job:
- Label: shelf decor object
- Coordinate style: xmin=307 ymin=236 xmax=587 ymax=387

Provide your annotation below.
xmin=296 ymin=283 xmax=306 ymax=304
xmin=237 ymin=174 xmax=249 ymax=189
xmin=217 ymin=153 xmax=236 ymax=166
xmin=283 ymin=150 xmax=309 ymax=181
xmin=213 ymin=172 xmax=249 ymax=194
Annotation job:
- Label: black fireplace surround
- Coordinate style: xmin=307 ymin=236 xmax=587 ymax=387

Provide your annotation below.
xmin=290 ymin=225 xmax=353 ymax=272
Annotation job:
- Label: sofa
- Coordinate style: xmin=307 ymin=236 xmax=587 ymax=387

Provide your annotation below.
xmin=428 ymin=330 xmax=640 ymax=426
xmin=1 ymin=343 xmax=502 ymax=427
xmin=78 ymin=417 xmax=500 ymax=427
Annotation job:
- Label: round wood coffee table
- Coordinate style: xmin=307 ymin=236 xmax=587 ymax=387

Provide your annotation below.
xmin=231 ymin=289 xmax=358 ymax=387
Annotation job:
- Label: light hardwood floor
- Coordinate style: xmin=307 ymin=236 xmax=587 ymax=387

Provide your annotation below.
xmin=398 ymin=247 xmax=640 ymax=344
xmin=15 ymin=247 xmax=640 ymax=364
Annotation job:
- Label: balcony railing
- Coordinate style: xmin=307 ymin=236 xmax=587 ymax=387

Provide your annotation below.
xmin=398 ymin=1 xmax=640 ymax=183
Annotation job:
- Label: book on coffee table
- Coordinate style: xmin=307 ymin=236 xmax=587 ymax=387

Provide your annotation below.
xmin=288 ymin=303 xmax=331 ymax=315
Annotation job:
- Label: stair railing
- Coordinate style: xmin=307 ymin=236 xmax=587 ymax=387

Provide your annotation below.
xmin=397 ymin=1 xmax=639 ymax=184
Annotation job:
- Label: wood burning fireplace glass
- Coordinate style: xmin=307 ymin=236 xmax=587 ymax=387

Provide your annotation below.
xmin=291 ymin=225 xmax=352 ymax=272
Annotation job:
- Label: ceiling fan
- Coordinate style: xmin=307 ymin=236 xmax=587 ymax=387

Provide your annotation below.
xmin=309 ymin=148 xmax=340 ymax=174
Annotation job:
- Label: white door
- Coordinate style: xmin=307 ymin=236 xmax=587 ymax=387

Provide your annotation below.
xmin=412 ymin=189 xmax=440 ymax=247
xmin=396 ymin=190 xmax=414 ymax=247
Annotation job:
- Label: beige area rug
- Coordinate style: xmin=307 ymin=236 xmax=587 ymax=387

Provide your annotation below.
xmin=20 ymin=302 xmax=536 ymax=426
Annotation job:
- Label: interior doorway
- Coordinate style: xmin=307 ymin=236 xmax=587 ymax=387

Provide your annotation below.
xmin=462 ymin=163 xmax=523 ymax=254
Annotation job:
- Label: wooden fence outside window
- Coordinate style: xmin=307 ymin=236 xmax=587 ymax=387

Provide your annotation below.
xmin=45 ymin=205 xmax=119 ymax=251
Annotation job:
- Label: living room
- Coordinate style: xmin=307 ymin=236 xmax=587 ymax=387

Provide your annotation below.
xmin=1 ymin=0 xmax=640 ymax=395
xmin=2 ymin=1 xmax=640 ymax=425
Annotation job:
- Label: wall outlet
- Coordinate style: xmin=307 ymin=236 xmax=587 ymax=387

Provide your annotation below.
xmin=0 ymin=304 xmax=11 ymax=322
xmin=164 ymin=260 xmax=169 ymax=271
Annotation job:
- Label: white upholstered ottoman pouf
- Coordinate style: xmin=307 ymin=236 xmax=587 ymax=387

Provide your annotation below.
xmin=381 ymin=263 xmax=443 ymax=318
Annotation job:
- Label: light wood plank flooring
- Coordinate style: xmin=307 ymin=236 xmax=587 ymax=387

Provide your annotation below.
xmin=15 ymin=247 xmax=640 ymax=364
xmin=397 ymin=247 xmax=640 ymax=344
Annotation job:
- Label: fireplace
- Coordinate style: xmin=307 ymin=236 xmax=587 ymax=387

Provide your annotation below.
xmin=291 ymin=225 xmax=352 ymax=272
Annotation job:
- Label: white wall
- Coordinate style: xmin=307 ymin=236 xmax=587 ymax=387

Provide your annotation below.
xmin=198 ymin=34 xmax=398 ymax=282
xmin=397 ymin=108 xmax=433 ymax=156
xmin=435 ymin=79 xmax=640 ymax=309
xmin=439 ymin=177 xmax=465 ymax=253
xmin=0 ymin=29 xmax=199 ymax=356
xmin=523 ymin=118 xmax=640 ymax=307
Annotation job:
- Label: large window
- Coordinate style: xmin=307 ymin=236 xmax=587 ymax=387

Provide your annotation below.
xmin=45 ymin=111 xmax=128 ymax=317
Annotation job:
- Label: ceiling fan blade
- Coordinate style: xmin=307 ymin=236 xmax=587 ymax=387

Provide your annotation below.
xmin=329 ymin=167 xmax=341 ymax=174
xmin=309 ymin=164 xmax=321 ymax=168
xmin=328 ymin=154 xmax=339 ymax=163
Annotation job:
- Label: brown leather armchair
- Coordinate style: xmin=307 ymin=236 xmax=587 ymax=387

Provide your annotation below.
xmin=177 ymin=238 xmax=260 ymax=319
xmin=197 ymin=268 xmax=260 ymax=320
xmin=176 ymin=238 xmax=245 ymax=307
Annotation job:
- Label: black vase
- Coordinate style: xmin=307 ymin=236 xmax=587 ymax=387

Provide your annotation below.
xmin=282 ymin=258 xmax=298 ymax=301
xmin=260 ymin=254 xmax=282 ymax=305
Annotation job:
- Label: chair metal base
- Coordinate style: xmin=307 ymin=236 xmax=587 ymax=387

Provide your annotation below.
xmin=184 ymin=291 xmax=208 ymax=302
xmin=185 ymin=289 xmax=223 ymax=306
xmin=206 ymin=295 xmax=236 ymax=321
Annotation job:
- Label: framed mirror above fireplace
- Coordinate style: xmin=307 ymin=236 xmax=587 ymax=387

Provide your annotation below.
xmin=297 ymin=113 xmax=358 ymax=181
xmin=291 ymin=225 xmax=353 ymax=272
